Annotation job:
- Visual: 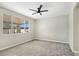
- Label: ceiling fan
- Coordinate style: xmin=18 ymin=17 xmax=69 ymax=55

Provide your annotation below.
xmin=29 ymin=5 xmax=48 ymax=15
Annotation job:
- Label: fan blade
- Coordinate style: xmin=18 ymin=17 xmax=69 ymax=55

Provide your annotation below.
xmin=40 ymin=10 xmax=48 ymax=12
xmin=32 ymin=13 xmax=37 ymax=15
xmin=40 ymin=13 xmax=42 ymax=15
xmin=29 ymin=9 xmax=37 ymax=12
xmin=38 ymin=5 xmax=42 ymax=10
xmin=39 ymin=5 xmax=42 ymax=9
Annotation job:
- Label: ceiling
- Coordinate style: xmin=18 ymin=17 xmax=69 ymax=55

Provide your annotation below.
xmin=0 ymin=2 xmax=72 ymax=19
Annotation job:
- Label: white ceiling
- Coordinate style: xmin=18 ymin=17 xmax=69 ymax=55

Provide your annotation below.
xmin=0 ymin=2 xmax=72 ymax=19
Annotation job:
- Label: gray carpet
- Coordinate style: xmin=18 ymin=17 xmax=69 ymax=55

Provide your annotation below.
xmin=0 ymin=40 xmax=74 ymax=56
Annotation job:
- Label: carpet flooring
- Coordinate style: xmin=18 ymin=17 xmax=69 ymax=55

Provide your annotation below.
xmin=0 ymin=40 xmax=74 ymax=56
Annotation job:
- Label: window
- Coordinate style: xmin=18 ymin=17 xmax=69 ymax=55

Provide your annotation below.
xmin=3 ymin=14 xmax=11 ymax=34
xmin=3 ymin=14 xmax=29 ymax=34
xmin=20 ymin=21 xmax=29 ymax=33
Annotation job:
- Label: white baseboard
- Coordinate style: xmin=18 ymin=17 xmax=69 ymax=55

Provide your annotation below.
xmin=69 ymin=44 xmax=79 ymax=56
xmin=0 ymin=39 xmax=33 ymax=51
xmin=74 ymin=51 xmax=79 ymax=54
xmin=36 ymin=38 xmax=69 ymax=44
xmin=73 ymin=51 xmax=79 ymax=56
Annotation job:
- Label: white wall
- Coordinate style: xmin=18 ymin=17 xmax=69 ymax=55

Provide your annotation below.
xmin=69 ymin=2 xmax=79 ymax=54
xmin=69 ymin=3 xmax=74 ymax=50
xmin=35 ymin=15 xmax=69 ymax=43
xmin=73 ymin=7 xmax=79 ymax=52
xmin=0 ymin=7 xmax=35 ymax=50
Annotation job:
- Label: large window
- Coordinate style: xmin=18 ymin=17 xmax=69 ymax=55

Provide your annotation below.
xmin=3 ymin=14 xmax=29 ymax=34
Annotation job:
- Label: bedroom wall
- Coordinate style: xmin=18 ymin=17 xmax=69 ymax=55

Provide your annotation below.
xmin=73 ymin=7 xmax=79 ymax=53
xmin=35 ymin=15 xmax=69 ymax=43
xmin=69 ymin=2 xmax=76 ymax=51
xmin=0 ymin=7 xmax=35 ymax=50
xmin=69 ymin=2 xmax=79 ymax=54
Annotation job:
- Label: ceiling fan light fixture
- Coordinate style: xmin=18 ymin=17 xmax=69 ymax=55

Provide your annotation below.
xmin=29 ymin=5 xmax=48 ymax=15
